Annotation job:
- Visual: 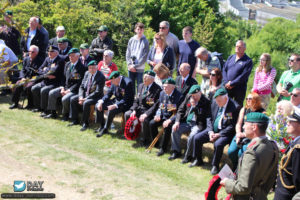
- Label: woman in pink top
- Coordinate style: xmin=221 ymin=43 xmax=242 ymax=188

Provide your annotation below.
xmin=252 ymin=53 xmax=276 ymax=109
xmin=97 ymin=50 xmax=118 ymax=93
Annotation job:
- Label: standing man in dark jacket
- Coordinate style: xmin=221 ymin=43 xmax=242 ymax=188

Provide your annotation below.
xmin=44 ymin=48 xmax=86 ymax=119
xmin=9 ymin=45 xmax=43 ymax=109
xmin=89 ymin=25 xmax=113 ymax=63
xmin=124 ymin=70 xmax=162 ymax=146
xmin=69 ymin=60 xmax=105 ymax=131
xmin=95 ymin=71 xmax=134 ymax=137
xmin=31 ymin=45 xmax=65 ymax=115
xmin=222 ymin=40 xmax=253 ymax=106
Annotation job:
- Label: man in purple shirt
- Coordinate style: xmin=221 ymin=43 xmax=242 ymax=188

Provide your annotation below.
xmin=222 ymin=40 xmax=253 ymax=106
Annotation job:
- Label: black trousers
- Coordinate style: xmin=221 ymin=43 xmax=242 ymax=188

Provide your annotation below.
xmin=11 ymin=82 xmax=34 ymax=106
xmin=149 ymin=118 xmax=173 ymax=151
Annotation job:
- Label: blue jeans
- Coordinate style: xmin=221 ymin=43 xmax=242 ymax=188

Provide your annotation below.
xmin=128 ymin=71 xmax=143 ymax=95
xmin=228 ymin=136 xmax=249 ymax=170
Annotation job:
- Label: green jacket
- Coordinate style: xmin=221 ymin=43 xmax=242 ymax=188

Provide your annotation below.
xmin=225 ymin=137 xmax=279 ymax=200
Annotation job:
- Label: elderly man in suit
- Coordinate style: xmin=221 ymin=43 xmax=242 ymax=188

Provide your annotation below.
xmin=220 ymin=112 xmax=279 ymax=200
xmin=191 ymin=88 xmax=240 ymax=175
xmin=175 ymin=63 xmax=198 ymax=99
xmin=68 ymin=60 xmax=105 ymax=131
xmin=124 ymin=70 xmax=162 ymax=146
xmin=149 ymin=78 xmax=182 ymax=156
xmin=95 ymin=71 xmax=134 ymax=137
xmin=170 ymin=85 xmax=211 ymax=161
xmin=44 ymin=48 xmax=86 ymax=119
xmin=274 ymin=108 xmax=300 ymax=200
xmin=31 ymin=45 xmax=65 ymax=115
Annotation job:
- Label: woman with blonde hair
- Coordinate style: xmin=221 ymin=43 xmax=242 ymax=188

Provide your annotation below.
xmin=252 ymin=53 xmax=276 ymax=109
xmin=153 ymin=63 xmax=170 ymax=87
xmin=228 ymin=92 xmax=265 ymax=170
xmin=147 ymin=32 xmax=175 ymax=71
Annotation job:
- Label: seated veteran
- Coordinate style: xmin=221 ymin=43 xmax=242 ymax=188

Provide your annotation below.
xmin=9 ymin=45 xmax=44 ymax=109
xmin=220 ymin=112 xmax=279 ymax=200
xmin=175 ymin=63 xmax=198 ymax=98
xmin=191 ymin=88 xmax=240 ymax=175
xmin=124 ymin=70 xmax=162 ymax=146
xmin=170 ymin=85 xmax=211 ymax=162
xmin=69 ymin=60 xmax=105 ymax=131
xmin=57 ymin=37 xmax=72 ymax=62
xmin=31 ymin=45 xmax=65 ymax=115
xmin=149 ymin=78 xmax=182 ymax=156
xmin=79 ymin=43 xmax=93 ymax=69
xmin=95 ymin=71 xmax=134 ymax=137
xmin=44 ymin=48 xmax=86 ymax=119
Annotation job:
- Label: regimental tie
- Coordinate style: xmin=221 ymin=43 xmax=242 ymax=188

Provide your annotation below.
xmin=213 ymin=107 xmax=224 ymax=132
xmin=143 ymin=86 xmax=149 ymax=98
xmin=69 ymin=64 xmax=75 ymax=73
xmin=86 ymin=74 xmax=93 ymax=96
xmin=186 ymin=106 xmax=195 ymax=124
xmin=181 ymin=79 xmax=185 ymax=88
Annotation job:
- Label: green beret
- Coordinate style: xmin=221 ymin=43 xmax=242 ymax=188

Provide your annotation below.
xmin=189 ymin=85 xmax=201 ymax=94
xmin=109 ymin=71 xmax=120 ymax=80
xmin=80 ymin=43 xmax=89 ymax=49
xmin=87 ymin=60 xmax=98 ymax=67
xmin=5 ymin=10 xmax=13 ymax=16
xmin=97 ymin=25 xmax=108 ymax=32
xmin=162 ymin=78 xmax=176 ymax=85
xmin=68 ymin=48 xmax=80 ymax=55
xmin=57 ymin=37 xmax=69 ymax=43
xmin=144 ymin=70 xmax=155 ymax=77
xmin=213 ymin=87 xmax=228 ymax=98
xmin=244 ymin=112 xmax=269 ymax=123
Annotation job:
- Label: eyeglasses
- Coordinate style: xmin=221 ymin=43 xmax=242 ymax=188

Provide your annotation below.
xmin=291 ymin=93 xmax=299 ymax=97
xmin=159 ymin=27 xmax=167 ymax=30
xmin=210 ymin=73 xmax=216 ymax=76
xmin=260 ymin=59 xmax=267 ymax=62
xmin=289 ymin=58 xmax=299 ymax=62
xmin=155 ymin=38 xmax=161 ymax=41
xmin=29 ymin=51 xmax=36 ymax=53
xmin=246 ymin=98 xmax=252 ymax=100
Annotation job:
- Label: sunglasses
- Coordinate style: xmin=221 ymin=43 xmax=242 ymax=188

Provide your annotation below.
xmin=246 ymin=98 xmax=252 ymax=100
xmin=155 ymin=38 xmax=161 ymax=41
xmin=159 ymin=27 xmax=167 ymax=30
xmin=291 ymin=93 xmax=299 ymax=97
xmin=289 ymin=58 xmax=300 ymax=62
xmin=210 ymin=73 xmax=216 ymax=76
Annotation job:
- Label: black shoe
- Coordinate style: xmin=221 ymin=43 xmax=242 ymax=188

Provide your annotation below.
xmin=61 ymin=114 xmax=69 ymax=121
xmin=44 ymin=111 xmax=57 ymax=119
xmin=210 ymin=166 xmax=219 ymax=175
xmin=156 ymin=149 xmax=165 ymax=157
xmin=96 ymin=128 xmax=108 ymax=137
xmin=189 ymin=159 xmax=204 ymax=168
xmin=168 ymin=151 xmax=182 ymax=160
xmin=9 ymin=103 xmax=18 ymax=109
xmin=181 ymin=156 xmax=192 ymax=164
xmin=40 ymin=111 xmax=48 ymax=117
xmin=68 ymin=121 xmax=79 ymax=126
xmin=24 ymin=105 xmax=34 ymax=110
xmin=80 ymin=123 xmax=89 ymax=131
xmin=32 ymin=108 xmax=41 ymax=112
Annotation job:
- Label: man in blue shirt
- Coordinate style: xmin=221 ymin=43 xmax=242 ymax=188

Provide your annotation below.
xmin=222 ymin=40 xmax=253 ymax=106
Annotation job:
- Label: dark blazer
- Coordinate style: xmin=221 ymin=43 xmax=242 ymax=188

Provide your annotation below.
xmin=130 ymin=82 xmax=162 ymax=117
xmin=0 ymin=26 xmax=21 ymax=56
xmin=208 ymin=97 xmax=240 ymax=137
xmin=79 ymin=70 xmax=105 ymax=100
xmin=102 ymin=76 xmax=134 ymax=111
xmin=156 ymin=88 xmax=182 ymax=121
xmin=37 ymin=55 xmax=65 ymax=86
xmin=48 ymin=37 xmax=72 ymax=48
xmin=275 ymin=138 xmax=300 ymax=200
xmin=79 ymin=55 xmax=93 ymax=69
xmin=147 ymin=45 xmax=175 ymax=70
xmin=59 ymin=46 xmax=72 ymax=62
xmin=175 ymin=75 xmax=198 ymax=104
xmin=176 ymin=94 xmax=211 ymax=130
xmin=64 ymin=60 xmax=86 ymax=93
xmin=20 ymin=28 xmax=47 ymax=59
xmin=19 ymin=56 xmax=44 ymax=79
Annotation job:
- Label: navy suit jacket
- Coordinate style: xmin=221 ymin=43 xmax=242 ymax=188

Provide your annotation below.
xmin=79 ymin=70 xmax=105 ymax=100
xmin=64 ymin=60 xmax=86 ymax=93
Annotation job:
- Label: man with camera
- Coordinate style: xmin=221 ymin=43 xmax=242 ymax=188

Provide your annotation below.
xmin=277 ymin=53 xmax=300 ymax=101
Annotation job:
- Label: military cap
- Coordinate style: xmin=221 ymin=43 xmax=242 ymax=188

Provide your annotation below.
xmin=87 ymin=60 xmax=98 ymax=67
xmin=79 ymin=43 xmax=89 ymax=49
xmin=162 ymin=78 xmax=176 ymax=85
xmin=244 ymin=112 xmax=269 ymax=123
xmin=56 ymin=26 xmax=65 ymax=31
xmin=287 ymin=107 xmax=300 ymax=122
xmin=47 ymin=45 xmax=59 ymax=52
xmin=189 ymin=85 xmax=201 ymax=94
xmin=57 ymin=37 xmax=69 ymax=43
xmin=144 ymin=70 xmax=155 ymax=77
xmin=98 ymin=25 xmax=108 ymax=32
xmin=68 ymin=48 xmax=80 ymax=55
xmin=213 ymin=87 xmax=228 ymax=98
xmin=108 ymin=71 xmax=120 ymax=80
xmin=5 ymin=10 xmax=13 ymax=16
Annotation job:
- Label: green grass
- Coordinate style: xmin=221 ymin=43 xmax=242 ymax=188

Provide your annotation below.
xmin=0 ymin=95 xmax=276 ymax=199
